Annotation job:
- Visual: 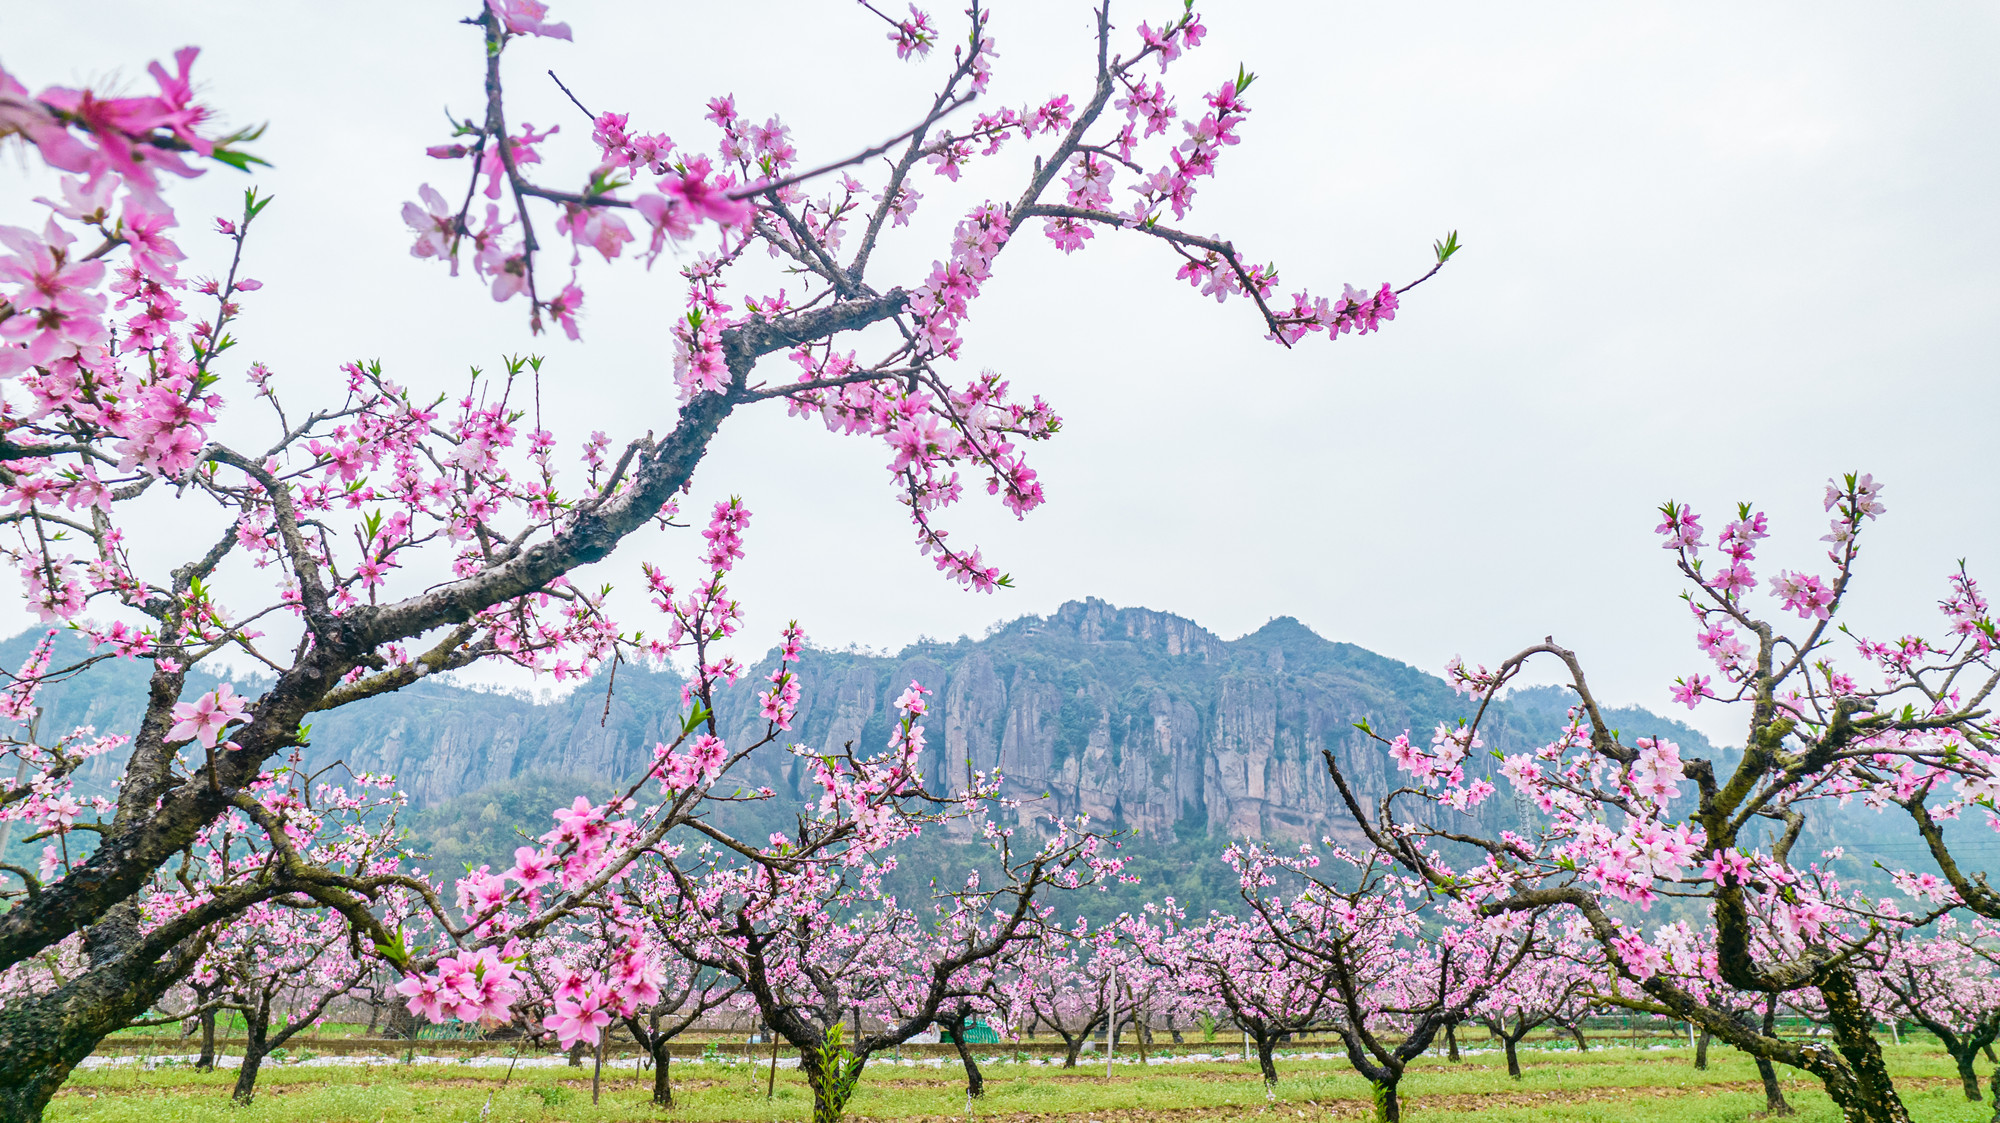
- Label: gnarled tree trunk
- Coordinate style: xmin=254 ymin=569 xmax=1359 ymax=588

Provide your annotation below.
xmin=1815 ymin=973 xmax=1901 ymax=1123
xmin=0 ymin=901 xmax=200 ymax=1123
xmin=1254 ymin=1030 xmax=1279 ymax=1087
xmin=936 ymin=1006 xmax=984 ymax=1099
xmin=232 ymin=1010 xmax=271 ymax=1106
xmin=1372 ymin=1076 xmax=1401 ymax=1123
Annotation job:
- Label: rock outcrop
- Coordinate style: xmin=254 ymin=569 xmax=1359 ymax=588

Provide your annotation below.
xmin=8 ymin=599 xmax=1719 ymax=849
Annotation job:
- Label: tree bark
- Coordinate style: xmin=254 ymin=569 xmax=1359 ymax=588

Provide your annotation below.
xmin=196 ymin=1008 xmax=217 ymax=1072
xmin=1928 ymin=1025 xmax=1984 ymax=1104
xmin=943 ymin=1015 xmax=984 ymax=1098
xmin=1695 ymin=1026 xmax=1711 ymax=1070
xmin=1906 ymin=1015 xmax=1994 ymax=1102
xmin=1757 ymin=996 xmax=1794 ymax=1117
xmin=1504 ymin=1034 xmax=1522 ymax=1079
xmin=0 ymin=907 xmax=196 ymax=1123
xmin=1756 ymin=1056 xmax=1794 ymax=1117
xmin=652 ymin=1042 xmax=674 ymax=1108
xmin=1816 ymin=972 xmax=1905 ymax=1123
xmin=1255 ymin=1032 xmax=1279 ymax=1087
xmin=1373 ymin=1077 xmax=1401 ymax=1123
xmin=799 ymin=1042 xmax=867 ymax=1123
xmin=232 ymin=1009 xmax=269 ymax=1105
xmin=1059 ymin=1029 xmax=1085 ymax=1069
xmin=1445 ymin=1023 xmax=1459 ymax=1062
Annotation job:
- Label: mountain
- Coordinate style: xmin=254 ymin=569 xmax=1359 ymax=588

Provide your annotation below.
xmin=9 ymin=600 xmax=1979 ymax=920
xmin=0 ymin=600 xmax=1723 ymax=865
xmin=295 ymin=599 xmax=1724 ymax=845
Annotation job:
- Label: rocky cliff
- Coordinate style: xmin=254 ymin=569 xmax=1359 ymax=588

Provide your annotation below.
xmin=284 ymin=598 xmax=1719 ymax=849
xmin=2 ymin=600 xmax=1721 ymax=852
xmin=0 ymin=603 xmax=1948 ymax=922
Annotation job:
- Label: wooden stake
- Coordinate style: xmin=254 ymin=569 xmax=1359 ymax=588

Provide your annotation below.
xmin=1106 ymin=965 xmax=1117 ymax=1078
xmin=592 ymin=1033 xmax=605 ymax=1105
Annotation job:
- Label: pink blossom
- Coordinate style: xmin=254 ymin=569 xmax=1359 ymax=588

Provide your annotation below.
xmin=889 ymin=4 xmax=937 ymax=59
xmin=545 ymin=992 xmax=611 ymax=1048
xmin=1668 ymin=674 xmax=1713 ymax=709
xmin=662 ymin=159 xmax=751 ymax=227
xmin=0 ymin=220 xmax=109 ymax=368
xmin=546 ymin=282 xmax=583 ymax=341
xmin=509 ymin=845 xmax=558 ymax=889
xmin=487 ymin=0 xmax=572 ymax=40
xmin=1769 ymin=570 xmax=1836 ymax=620
xmin=403 ymin=184 xmax=458 ymax=271
xmin=168 ymin=683 xmax=248 ymax=749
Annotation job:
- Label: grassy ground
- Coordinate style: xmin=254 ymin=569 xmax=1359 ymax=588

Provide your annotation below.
xmin=45 ymin=1044 xmax=1996 ymax=1123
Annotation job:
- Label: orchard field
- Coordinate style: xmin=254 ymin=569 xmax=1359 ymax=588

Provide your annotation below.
xmin=5 ymin=3 xmax=1999 ymax=1123
xmin=46 ymin=1041 xmax=1998 ymax=1123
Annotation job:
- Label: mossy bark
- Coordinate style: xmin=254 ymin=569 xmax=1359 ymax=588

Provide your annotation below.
xmin=0 ymin=901 xmax=196 ymax=1123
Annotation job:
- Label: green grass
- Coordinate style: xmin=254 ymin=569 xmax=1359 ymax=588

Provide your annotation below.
xmin=48 ymin=1045 xmax=1991 ymax=1123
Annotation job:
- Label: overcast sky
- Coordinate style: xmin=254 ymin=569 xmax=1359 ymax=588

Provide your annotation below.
xmin=5 ymin=1 xmax=1996 ymax=745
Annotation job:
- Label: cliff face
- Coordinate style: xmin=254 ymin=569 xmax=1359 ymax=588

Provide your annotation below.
xmin=296 ymin=595 xmax=1704 ymax=839
xmin=7 ymin=599 xmax=1719 ymax=848
xmin=585 ymin=598 xmax=1715 ymax=845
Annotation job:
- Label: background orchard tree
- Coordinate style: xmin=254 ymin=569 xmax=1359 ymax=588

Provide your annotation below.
xmin=643 ymin=699 xmax=1116 ymax=1123
xmin=878 ymin=909 xmax=1012 ymax=1100
xmin=1327 ymin=474 xmax=1997 ymax=1123
xmin=207 ymin=903 xmax=370 ymax=1104
xmin=1471 ymin=935 xmax=1593 ymax=1079
xmin=1864 ymin=921 xmax=2000 ymax=1102
xmin=616 ymin=938 xmax=740 ymax=1107
xmin=1229 ymin=844 xmax=1538 ymax=1122
xmin=0 ymin=0 xmax=1455 ymax=1116
xmin=1134 ymin=904 xmax=1337 ymax=1088
xmin=1015 ymin=917 xmax=1119 ymax=1068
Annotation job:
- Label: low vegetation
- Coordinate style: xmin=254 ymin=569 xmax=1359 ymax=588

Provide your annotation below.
xmin=48 ymin=1044 xmax=1992 ymax=1123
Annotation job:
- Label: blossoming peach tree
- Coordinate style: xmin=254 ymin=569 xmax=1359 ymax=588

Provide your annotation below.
xmin=1325 ymin=474 xmax=2000 ymax=1123
xmin=1226 ymin=844 xmax=1541 ymax=1121
xmin=0 ymin=1 xmax=1455 ymax=1117
xmin=1128 ymin=902 xmax=1344 ymax=1088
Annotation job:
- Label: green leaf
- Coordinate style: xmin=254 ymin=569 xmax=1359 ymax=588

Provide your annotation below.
xmin=680 ymin=702 xmax=712 ymax=736
xmin=209 ymin=147 xmax=272 ymax=174
xmin=373 ymin=926 xmax=411 ymax=967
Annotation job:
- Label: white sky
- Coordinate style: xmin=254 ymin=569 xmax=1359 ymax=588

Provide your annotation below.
xmin=4 ymin=1 xmax=1996 ymax=745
